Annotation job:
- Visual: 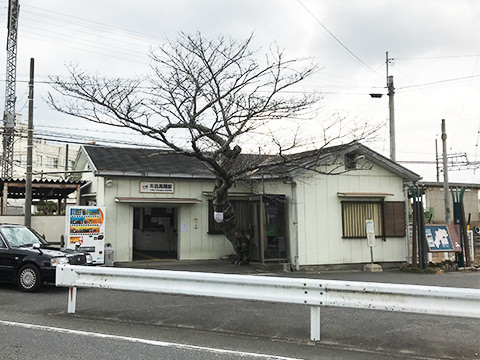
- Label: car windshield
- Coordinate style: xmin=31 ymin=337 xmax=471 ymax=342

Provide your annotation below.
xmin=0 ymin=227 xmax=47 ymax=248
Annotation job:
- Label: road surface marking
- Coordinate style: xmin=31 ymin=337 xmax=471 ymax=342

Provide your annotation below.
xmin=0 ymin=320 xmax=302 ymax=360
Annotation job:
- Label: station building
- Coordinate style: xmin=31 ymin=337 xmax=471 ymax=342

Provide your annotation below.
xmin=75 ymin=142 xmax=420 ymax=268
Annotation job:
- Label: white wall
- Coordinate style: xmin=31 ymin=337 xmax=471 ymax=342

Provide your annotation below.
xmin=81 ymin=157 xmax=411 ymax=266
xmin=95 ymin=176 xmax=239 ymax=262
xmin=425 ymin=187 xmax=480 ymax=224
xmin=295 ymin=161 xmax=408 ymax=266
xmin=0 ymin=215 xmax=66 ymax=244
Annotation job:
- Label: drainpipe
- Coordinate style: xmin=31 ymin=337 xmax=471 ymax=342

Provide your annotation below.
xmin=291 ymin=180 xmax=300 ymax=271
xmin=404 ymin=182 xmax=411 ymax=264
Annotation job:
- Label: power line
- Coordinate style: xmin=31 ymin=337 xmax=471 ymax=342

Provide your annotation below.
xmin=397 ymin=74 xmax=480 ymax=91
xmin=22 ymin=4 xmax=167 ymax=44
xmin=296 ymin=0 xmax=381 ymax=77
xmin=19 ymin=28 xmax=150 ymax=64
xmin=394 ymin=54 xmax=480 ymax=60
xmin=32 ymin=132 xmax=160 ymax=149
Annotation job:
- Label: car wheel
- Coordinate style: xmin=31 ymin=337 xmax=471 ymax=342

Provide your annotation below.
xmin=17 ymin=264 xmax=42 ymax=292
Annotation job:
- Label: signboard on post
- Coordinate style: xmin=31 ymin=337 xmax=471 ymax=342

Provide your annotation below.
xmin=366 ymin=219 xmax=375 ymax=247
xmin=66 ymin=206 xmax=106 ymax=264
xmin=363 ymin=219 xmax=382 ymax=272
xmin=425 ymin=225 xmax=461 ymax=252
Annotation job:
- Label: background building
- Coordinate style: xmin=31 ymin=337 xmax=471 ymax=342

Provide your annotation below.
xmin=0 ymin=118 xmax=80 ymax=215
xmin=3 ymin=118 xmax=79 ymax=181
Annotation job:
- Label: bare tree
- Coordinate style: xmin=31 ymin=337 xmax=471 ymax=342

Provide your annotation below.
xmin=48 ymin=32 xmax=373 ymax=263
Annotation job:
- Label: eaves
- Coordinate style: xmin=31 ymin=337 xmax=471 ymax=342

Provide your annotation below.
xmin=92 ymin=170 xmax=216 ymax=180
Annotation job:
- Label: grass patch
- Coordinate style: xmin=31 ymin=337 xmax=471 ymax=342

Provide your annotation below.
xmin=400 ymin=265 xmax=437 ymax=274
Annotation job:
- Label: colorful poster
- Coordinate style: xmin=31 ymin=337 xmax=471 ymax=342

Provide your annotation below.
xmin=66 ymin=206 xmax=106 ymax=264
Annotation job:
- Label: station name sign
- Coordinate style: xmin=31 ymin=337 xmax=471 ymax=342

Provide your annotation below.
xmin=140 ymin=182 xmax=174 ymax=194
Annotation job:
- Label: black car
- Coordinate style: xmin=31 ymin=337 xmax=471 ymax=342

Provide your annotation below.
xmin=0 ymin=224 xmax=92 ymax=292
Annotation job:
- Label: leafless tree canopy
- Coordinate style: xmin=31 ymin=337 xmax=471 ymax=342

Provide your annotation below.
xmin=48 ymin=33 xmax=320 ymax=180
xmin=48 ymin=33 xmax=376 ymax=263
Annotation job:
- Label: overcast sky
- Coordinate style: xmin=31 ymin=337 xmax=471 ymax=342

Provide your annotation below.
xmin=1 ymin=0 xmax=479 ymax=183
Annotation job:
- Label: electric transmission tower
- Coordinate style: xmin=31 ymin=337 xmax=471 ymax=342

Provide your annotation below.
xmin=2 ymin=0 xmax=20 ymax=178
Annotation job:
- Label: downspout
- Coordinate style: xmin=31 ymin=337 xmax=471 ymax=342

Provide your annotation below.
xmin=291 ymin=180 xmax=300 ymax=271
xmin=404 ymin=182 xmax=411 ymax=264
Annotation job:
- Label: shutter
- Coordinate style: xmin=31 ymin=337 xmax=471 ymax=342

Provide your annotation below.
xmin=384 ymin=201 xmax=406 ymax=237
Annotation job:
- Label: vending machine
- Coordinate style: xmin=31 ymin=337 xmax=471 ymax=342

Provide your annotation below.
xmin=66 ymin=206 xmax=106 ymax=264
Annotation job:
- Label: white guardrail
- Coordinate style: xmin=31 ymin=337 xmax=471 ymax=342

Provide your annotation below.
xmin=56 ymin=264 xmax=480 ymax=341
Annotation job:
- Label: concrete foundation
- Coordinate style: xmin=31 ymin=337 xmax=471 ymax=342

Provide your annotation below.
xmin=363 ymin=263 xmax=383 ymax=272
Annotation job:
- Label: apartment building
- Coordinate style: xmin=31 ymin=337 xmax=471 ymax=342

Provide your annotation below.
xmin=5 ymin=120 xmax=79 ymax=180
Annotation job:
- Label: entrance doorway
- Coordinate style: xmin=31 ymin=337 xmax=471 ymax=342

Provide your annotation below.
xmin=133 ymin=207 xmax=177 ymax=260
xmin=208 ymin=194 xmax=287 ymax=263
xmin=249 ymin=194 xmax=287 ymax=262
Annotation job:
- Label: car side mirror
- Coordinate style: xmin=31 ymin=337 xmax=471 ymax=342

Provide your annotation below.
xmin=32 ymin=243 xmax=43 ymax=255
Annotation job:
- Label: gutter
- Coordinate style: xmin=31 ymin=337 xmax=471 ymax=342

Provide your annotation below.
xmin=92 ymin=171 xmax=216 ymax=180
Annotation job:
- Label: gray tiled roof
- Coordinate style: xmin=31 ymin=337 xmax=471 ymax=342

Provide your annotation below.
xmin=81 ymin=142 xmax=421 ymax=182
xmin=82 ymin=145 xmax=215 ymax=178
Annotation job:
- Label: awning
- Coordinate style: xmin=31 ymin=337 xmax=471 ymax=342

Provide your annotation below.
xmin=0 ymin=178 xmax=84 ymax=199
xmin=337 ymin=192 xmax=394 ymax=197
xmin=115 ymin=197 xmax=202 ymax=204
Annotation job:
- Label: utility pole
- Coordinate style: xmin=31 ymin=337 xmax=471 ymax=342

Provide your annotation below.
xmin=441 ymin=119 xmax=450 ymax=224
xmin=25 ymin=58 xmax=34 ymax=227
xmin=386 ymin=51 xmax=396 ymax=162
xmin=2 ymin=0 xmax=20 ymax=178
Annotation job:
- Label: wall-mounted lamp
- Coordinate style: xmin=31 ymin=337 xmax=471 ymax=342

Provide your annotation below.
xmin=105 ymin=179 xmax=113 ymax=188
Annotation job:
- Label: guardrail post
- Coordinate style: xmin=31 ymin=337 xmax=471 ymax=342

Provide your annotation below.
xmin=67 ymin=287 xmax=77 ymax=314
xmin=310 ymin=306 xmax=321 ymax=341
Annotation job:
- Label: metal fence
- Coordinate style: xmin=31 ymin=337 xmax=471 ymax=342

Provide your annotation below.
xmin=56 ymin=264 xmax=480 ymax=341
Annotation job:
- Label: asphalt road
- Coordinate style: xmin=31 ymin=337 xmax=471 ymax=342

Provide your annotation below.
xmin=0 ymin=266 xmax=478 ymax=360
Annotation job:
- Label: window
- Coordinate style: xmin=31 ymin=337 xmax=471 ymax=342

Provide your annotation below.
xmin=344 ymin=152 xmax=358 ymax=170
xmin=46 ymin=156 xmax=59 ymax=168
xmin=341 ymin=200 xmax=405 ymax=238
xmin=342 ymin=201 xmax=383 ymax=238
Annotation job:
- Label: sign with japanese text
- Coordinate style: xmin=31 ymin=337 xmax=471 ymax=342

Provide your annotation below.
xmin=365 ymin=219 xmax=375 ymax=247
xmin=140 ymin=182 xmax=175 ymax=193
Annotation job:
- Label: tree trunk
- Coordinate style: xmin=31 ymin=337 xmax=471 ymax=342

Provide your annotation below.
xmin=212 ymin=177 xmax=250 ymax=264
